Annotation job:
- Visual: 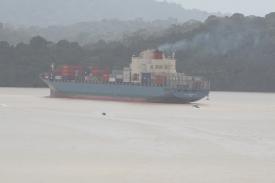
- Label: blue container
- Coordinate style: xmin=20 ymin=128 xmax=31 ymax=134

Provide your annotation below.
xmin=142 ymin=73 xmax=151 ymax=85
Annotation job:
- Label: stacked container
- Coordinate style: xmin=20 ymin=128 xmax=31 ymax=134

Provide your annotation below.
xmin=61 ymin=65 xmax=74 ymax=79
xmin=72 ymin=65 xmax=84 ymax=80
xmin=150 ymin=73 xmax=167 ymax=86
xmin=123 ymin=67 xmax=131 ymax=83
xmin=141 ymin=73 xmax=151 ymax=85
xmin=112 ymin=70 xmax=124 ymax=83
xmin=91 ymin=67 xmax=110 ymax=82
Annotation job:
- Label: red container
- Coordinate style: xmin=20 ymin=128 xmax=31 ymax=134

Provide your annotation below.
xmin=60 ymin=65 xmax=74 ymax=77
xmin=91 ymin=66 xmax=100 ymax=76
xmin=102 ymin=68 xmax=110 ymax=75
xmin=92 ymin=67 xmax=110 ymax=76
xmin=72 ymin=65 xmax=84 ymax=76
xmin=56 ymin=65 xmax=84 ymax=78
xmin=102 ymin=74 xmax=110 ymax=82
xmin=154 ymin=75 xmax=167 ymax=85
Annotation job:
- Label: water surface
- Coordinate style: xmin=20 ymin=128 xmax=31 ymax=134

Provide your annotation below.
xmin=0 ymin=88 xmax=275 ymax=183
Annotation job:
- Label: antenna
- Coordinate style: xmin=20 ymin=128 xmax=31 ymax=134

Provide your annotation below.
xmin=49 ymin=63 xmax=55 ymax=80
xmin=51 ymin=63 xmax=55 ymax=73
xmin=172 ymin=52 xmax=176 ymax=59
xmin=50 ymin=56 xmax=56 ymax=75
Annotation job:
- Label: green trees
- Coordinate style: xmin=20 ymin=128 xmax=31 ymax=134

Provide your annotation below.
xmin=0 ymin=37 xmax=87 ymax=87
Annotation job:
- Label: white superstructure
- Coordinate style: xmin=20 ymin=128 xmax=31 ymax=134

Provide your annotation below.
xmin=130 ymin=50 xmax=177 ymax=82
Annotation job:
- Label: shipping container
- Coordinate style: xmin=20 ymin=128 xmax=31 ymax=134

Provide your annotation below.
xmin=55 ymin=65 xmax=84 ymax=80
xmin=91 ymin=67 xmax=100 ymax=76
xmin=153 ymin=75 xmax=167 ymax=86
xmin=142 ymin=73 xmax=151 ymax=85
xmin=55 ymin=76 xmax=63 ymax=80
xmin=84 ymin=76 xmax=91 ymax=81
xmin=123 ymin=67 xmax=131 ymax=83
xmin=109 ymin=77 xmax=116 ymax=83
xmin=116 ymin=79 xmax=123 ymax=83
xmin=72 ymin=65 xmax=84 ymax=77
xmin=91 ymin=67 xmax=110 ymax=77
xmin=60 ymin=65 xmax=74 ymax=77
xmin=116 ymin=75 xmax=123 ymax=80
xmin=102 ymin=74 xmax=110 ymax=82
xmin=112 ymin=69 xmax=123 ymax=80
xmin=132 ymin=73 xmax=140 ymax=82
xmin=83 ymin=68 xmax=91 ymax=76
xmin=166 ymin=73 xmax=193 ymax=86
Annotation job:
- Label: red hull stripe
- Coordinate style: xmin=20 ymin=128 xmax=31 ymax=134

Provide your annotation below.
xmin=52 ymin=93 xmax=148 ymax=102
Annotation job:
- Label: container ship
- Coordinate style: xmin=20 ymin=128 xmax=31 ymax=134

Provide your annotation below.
xmin=41 ymin=50 xmax=210 ymax=103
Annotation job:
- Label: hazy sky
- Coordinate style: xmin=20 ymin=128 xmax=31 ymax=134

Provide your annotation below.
xmin=164 ymin=0 xmax=275 ymax=16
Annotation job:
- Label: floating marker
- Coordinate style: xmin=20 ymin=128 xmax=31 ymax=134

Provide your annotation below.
xmin=193 ymin=104 xmax=200 ymax=108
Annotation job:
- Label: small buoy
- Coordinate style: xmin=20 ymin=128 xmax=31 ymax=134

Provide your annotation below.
xmin=193 ymin=104 xmax=200 ymax=109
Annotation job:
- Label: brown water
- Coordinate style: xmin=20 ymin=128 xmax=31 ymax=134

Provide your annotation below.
xmin=0 ymin=88 xmax=275 ymax=183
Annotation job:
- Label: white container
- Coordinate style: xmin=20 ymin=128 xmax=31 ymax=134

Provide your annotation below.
xmin=109 ymin=77 xmax=116 ymax=82
xmin=116 ymin=74 xmax=123 ymax=80
xmin=55 ymin=76 xmax=63 ymax=80
xmin=123 ymin=67 xmax=131 ymax=82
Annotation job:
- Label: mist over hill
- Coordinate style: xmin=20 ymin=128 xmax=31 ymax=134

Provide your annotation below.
xmin=0 ymin=19 xmax=180 ymax=45
xmin=0 ymin=0 xmax=211 ymax=26
xmin=0 ymin=0 xmax=216 ymax=45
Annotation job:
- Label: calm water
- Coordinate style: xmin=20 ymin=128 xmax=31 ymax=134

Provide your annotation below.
xmin=0 ymin=88 xmax=275 ymax=183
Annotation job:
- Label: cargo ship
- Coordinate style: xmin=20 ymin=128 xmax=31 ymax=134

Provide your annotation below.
xmin=41 ymin=50 xmax=210 ymax=103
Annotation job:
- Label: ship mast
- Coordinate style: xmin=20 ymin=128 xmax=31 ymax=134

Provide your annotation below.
xmin=50 ymin=63 xmax=55 ymax=80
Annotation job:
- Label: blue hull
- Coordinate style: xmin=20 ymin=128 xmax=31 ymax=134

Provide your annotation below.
xmin=43 ymin=80 xmax=209 ymax=103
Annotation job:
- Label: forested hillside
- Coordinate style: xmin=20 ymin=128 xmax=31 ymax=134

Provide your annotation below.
xmin=0 ymin=13 xmax=275 ymax=92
